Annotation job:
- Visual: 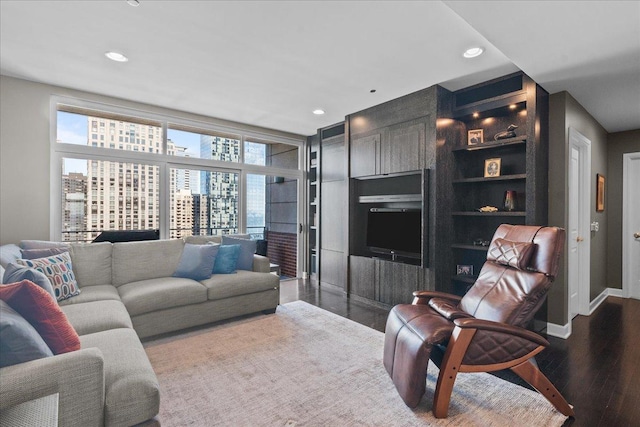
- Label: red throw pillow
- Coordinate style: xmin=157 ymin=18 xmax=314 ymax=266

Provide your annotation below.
xmin=0 ymin=280 xmax=80 ymax=354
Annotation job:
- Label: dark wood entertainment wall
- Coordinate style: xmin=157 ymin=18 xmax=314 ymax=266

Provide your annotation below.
xmin=307 ymin=72 xmax=549 ymax=308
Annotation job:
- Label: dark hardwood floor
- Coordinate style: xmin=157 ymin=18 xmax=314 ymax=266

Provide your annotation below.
xmin=280 ymin=279 xmax=640 ymax=427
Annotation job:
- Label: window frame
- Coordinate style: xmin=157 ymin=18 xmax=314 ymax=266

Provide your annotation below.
xmin=51 ymin=96 xmax=304 ymax=241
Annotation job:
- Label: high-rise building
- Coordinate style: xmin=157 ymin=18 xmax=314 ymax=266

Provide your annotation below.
xmin=84 ymin=117 xmax=161 ymax=240
xmin=200 ymin=135 xmax=240 ymax=235
xmin=61 ymin=172 xmax=87 ymax=242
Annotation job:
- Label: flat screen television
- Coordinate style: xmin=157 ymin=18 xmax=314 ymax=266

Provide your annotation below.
xmin=366 ymin=208 xmax=421 ymax=258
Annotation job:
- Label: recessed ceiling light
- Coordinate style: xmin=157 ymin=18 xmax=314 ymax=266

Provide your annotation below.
xmin=463 ymin=47 xmax=484 ymax=58
xmin=105 ymin=51 xmax=129 ymax=62
xmin=313 ymin=109 xmax=325 ymax=115
xmin=126 ymin=0 xmax=140 ymax=6
xmin=370 ymin=89 xmax=376 ymax=93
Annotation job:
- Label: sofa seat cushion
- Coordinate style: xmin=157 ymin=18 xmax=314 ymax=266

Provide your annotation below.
xmin=118 ymin=277 xmax=208 ymax=316
xmin=200 ymin=270 xmax=279 ymax=300
xmin=80 ymin=328 xmax=159 ymax=426
xmin=62 ymin=300 xmax=133 ymax=336
xmin=58 ymin=285 xmax=121 ymax=306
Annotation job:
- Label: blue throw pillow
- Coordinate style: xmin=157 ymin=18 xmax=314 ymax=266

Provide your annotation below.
xmin=221 ymin=236 xmax=257 ymax=271
xmin=3 ymin=263 xmax=56 ymax=299
xmin=212 ymin=244 xmax=241 ymax=274
xmin=0 ymin=300 xmax=53 ymax=368
xmin=173 ymin=243 xmax=219 ymax=281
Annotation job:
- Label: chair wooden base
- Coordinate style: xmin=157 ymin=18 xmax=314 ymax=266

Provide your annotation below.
xmin=433 ymin=327 xmax=575 ymax=418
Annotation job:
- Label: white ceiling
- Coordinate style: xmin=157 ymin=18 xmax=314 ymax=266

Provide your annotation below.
xmin=1 ymin=1 xmax=638 ymax=136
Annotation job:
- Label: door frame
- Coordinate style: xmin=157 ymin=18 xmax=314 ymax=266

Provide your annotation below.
xmin=622 ymin=152 xmax=640 ymax=299
xmin=567 ymin=128 xmax=591 ymax=317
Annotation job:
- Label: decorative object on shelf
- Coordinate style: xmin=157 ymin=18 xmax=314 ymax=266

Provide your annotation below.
xmin=494 ymin=124 xmax=518 ymax=140
xmin=477 ymin=205 xmax=498 ymax=213
xmin=503 ymin=190 xmax=517 ymax=211
xmin=456 ymin=264 xmax=474 ymax=275
xmin=484 ymin=158 xmax=501 ymax=177
xmin=473 ymin=238 xmax=490 ymax=247
xmin=596 ymin=173 xmax=605 ymax=212
xmin=468 ymin=129 xmax=483 ymax=145
xmin=310 ymin=158 xmax=317 ymax=166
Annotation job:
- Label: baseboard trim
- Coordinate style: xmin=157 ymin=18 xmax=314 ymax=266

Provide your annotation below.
xmin=589 ymin=287 xmax=625 ymax=314
xmin=549 ymin=288 xmax=626 ymax=340
xmin=589 ymin=289 xmax=609 ymax=314
xmin=546 ymin=321 xmax=572 ymax=339
xmin=608 ymin=287 xmax=624 ymax=298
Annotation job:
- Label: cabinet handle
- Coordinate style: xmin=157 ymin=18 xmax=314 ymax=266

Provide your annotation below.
xmin=576 ymin=236 xmax=584 ymax=242
xmin=634 ymin=232 xmax=640 ymax=239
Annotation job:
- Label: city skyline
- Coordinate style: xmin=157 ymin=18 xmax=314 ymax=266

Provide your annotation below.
xmin=59 ymin=113 xmax=267 ymax=241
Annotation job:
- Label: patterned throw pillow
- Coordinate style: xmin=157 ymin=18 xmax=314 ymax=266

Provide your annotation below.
xmin=0 ymin=280 xmax=80 ymax=354
xmin=16 ymin=252 xmax=80 ymax=301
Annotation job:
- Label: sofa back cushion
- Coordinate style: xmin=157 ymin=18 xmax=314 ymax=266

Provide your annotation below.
xmin=112 ymin=239 xmax=184 ymax=286
xmin=69 ymin=242 xmax=113 ymax=287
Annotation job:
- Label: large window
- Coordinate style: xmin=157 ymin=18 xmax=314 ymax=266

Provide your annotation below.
xmin=170 ymin=168 xmax=238 ymax=239
xmin=53 ymin=101 xmax=302 ymax=244
xmin=62 ymin=158 xmax=160 ymax=242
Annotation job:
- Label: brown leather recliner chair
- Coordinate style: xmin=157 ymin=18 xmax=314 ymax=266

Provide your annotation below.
xmin=383 ymin=224 xmax=574 ymax=418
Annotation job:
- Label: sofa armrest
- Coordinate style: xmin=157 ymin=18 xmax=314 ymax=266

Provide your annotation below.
xmin=252 ymin=254 xmax=271 ymax=273
xmin=0 ymin=348 xmax=105 ymax=427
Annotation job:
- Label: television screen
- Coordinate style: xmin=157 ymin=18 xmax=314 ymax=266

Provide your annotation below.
xmin=366 ymin=208 xmax=421 ymax=256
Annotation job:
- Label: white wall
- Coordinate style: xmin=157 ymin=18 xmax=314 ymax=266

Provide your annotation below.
xmin=0 ymin=75 xmax=304 ymax=245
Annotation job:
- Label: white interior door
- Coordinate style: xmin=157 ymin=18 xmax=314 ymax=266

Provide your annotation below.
xmin=623 ymin=152 xmax=640 ymax=299
xmin=568 ymin=146 xmax=581 ymax=317
xmin=568 ymin=128 xmax=591 ymax=318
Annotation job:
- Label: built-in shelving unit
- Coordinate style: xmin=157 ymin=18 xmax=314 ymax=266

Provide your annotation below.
xmin=445 ymin=72 xmax=549 ymax=296
xmin=307 ymin=134 xmax=319 ymax=279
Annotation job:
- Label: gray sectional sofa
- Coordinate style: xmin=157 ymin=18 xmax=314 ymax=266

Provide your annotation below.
xmin=0 ymin=235 xmax=280 ymax=426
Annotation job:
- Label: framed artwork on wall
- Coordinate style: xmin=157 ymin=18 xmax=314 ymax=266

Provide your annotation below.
xmin=596 ymin=173 xmax=605 ymax=212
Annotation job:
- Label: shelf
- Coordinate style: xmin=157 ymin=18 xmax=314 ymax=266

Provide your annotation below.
xmin=310 ymin=181 xmax=318 ymax=186
xmin=310 ymin=202 xmax=318 ymax=206
xmin=452 ymin=211 xmax=526 ymax=217
xmin=453 ymin=173 xmax=526 ymax=184
xmin=453 ymin=91 xmax=527 ymax=119
xmin=309 ymin=164 xmax=318 ymax=169
xmin=452 ymin=274 xmax=477 ymax=284
xmin=451 ymin=244 xmax=489 ymax=251
xmin=310 ymin=226 xmax=317 ymax=230
xmin=358 ymin=194 xmax=421 ymax=203
xmin=452 ymin=135 xmax=526 ymax=152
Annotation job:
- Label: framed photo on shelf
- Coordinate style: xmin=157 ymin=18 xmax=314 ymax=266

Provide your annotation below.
xmin=596 ymin=173 xmax=605 ymax=212
xmin=456 ymin=265 xmax=474 ymax=276
xmin=468 ymin=129 xmax=483 ymax=145
xmin=484 ymin=158 xmax=501 ymax=178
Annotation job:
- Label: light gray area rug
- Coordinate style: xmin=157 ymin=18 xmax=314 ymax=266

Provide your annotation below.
xmin=144 ymin=301 xmax=568 ymax=426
